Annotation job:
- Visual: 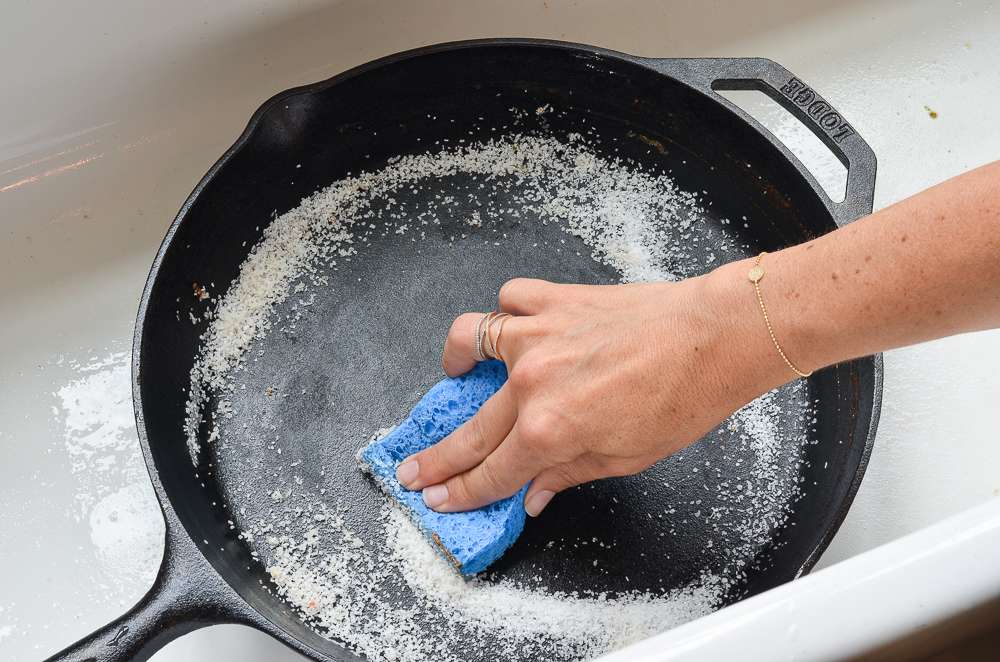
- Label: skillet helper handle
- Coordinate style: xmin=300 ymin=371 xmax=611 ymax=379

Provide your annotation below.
xmin=658 ymin=57 xmax=877 ymax=226
xmin=43 ymin=528 xmax=240 ymax=662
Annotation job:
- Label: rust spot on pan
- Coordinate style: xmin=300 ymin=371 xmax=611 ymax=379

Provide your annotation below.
xmin=431 ymin=532 xmax=462 ymax=571
xmin=192 ymin=281 xmax=210 ymax=300
xmin=627 ymin=130 xmax=668 ymax=155
xmin=760 ymin=180 xmax=793 ymax=210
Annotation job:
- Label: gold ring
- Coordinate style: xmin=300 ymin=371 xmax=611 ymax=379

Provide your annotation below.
xmin=480 ymin=312 xmax=512 ymax=361
xmin=492 ymin=314 xmax=511 ymax=363
xmin=474 ymin=312 xmax=495 ymax=361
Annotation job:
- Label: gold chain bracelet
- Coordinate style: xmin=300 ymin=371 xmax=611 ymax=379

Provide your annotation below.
xmin=747 ymin=252 xmax=813 ymax=378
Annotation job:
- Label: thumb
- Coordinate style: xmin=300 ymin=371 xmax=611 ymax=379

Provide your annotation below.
xmin=523 ymin=458 xmax=601 ymax=517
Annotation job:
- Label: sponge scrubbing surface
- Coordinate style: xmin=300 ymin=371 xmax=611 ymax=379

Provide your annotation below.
xmin=358 ymin=361 xmax=528 ymax=575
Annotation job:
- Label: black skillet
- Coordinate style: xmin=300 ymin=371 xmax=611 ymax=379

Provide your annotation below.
xmin=46 ymin=39 xmax=880 ymax=662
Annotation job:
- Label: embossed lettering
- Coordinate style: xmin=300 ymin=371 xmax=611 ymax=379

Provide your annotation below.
xmin=793 ymin=89 xmax=815 ymax=105
xmin=831 ymin=123 xmax=856 ymax=142
xmin=807 ymin=100 xmax=831 ymax=118
xmin=780 ymin=77 xmax=804 ymax=96
xmin=819 ymin=111 xmax=843 ymax=130
xmin=780 ymin=77 xmax=855 ymax=143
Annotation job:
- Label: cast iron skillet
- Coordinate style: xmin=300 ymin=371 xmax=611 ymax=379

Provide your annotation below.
xmin=47 ymin=39 xmax=880 ymax=662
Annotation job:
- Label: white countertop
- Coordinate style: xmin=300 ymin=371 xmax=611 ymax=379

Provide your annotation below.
xmin=2 ymin=1 xmax=999 ymax=660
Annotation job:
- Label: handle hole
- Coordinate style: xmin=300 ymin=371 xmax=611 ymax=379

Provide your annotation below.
xmin=715 ymin=89 xmax=847 ymax=203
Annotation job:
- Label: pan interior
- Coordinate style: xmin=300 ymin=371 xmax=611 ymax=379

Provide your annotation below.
xmin=139 ymin=44 xmax=876 ymax=661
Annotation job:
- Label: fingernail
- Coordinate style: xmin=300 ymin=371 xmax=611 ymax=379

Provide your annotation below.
xmin=525 ymin=490 xmax=555 ymax=517
xmin=396 ymin=460 xmax=419 ymax=487
xmin=422 ymin=484 xmax=449 ymax=509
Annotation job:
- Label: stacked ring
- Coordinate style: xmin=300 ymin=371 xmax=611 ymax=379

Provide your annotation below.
xmin=474 ymin=311 xmax=513 ymax=363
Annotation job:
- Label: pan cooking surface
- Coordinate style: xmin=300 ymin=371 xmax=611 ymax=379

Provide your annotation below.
xmin=136 ymin=43 xmax=878 ymax=662
xmin=189 ymin=123 xmax=820 ymax=660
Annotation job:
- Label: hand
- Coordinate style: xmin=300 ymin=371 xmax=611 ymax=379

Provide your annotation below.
xmin=394 ymin=273 xmax=786 ymax=516
xmin=393 ymin=161 xmax=1000 ymax=517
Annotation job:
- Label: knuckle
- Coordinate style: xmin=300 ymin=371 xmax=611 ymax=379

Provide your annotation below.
xmin=499 ymin=277 xmax=542 ymax=309
xmin=518 ymin=411 xmax=558 ymax=449
xmin=498 ymin=281 xmax=519 ymax=310
xmin=478 ymin=459 xmax=507 ymax=495
xmin=447 ymin=474 xmax=475 ymax=506
xmin=521 ymin=410 xmax=585 ymax=464
xmin=499 ymin=277 xmax=526 ymax=300
xmin=461 ymin=416 xmax=490 ymax=454
xmin=508 ymin=357 xmax=544 ymax=391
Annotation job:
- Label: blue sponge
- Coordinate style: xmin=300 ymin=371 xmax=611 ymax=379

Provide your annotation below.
xmin=358 ymin=361 xmax=527 ymax=575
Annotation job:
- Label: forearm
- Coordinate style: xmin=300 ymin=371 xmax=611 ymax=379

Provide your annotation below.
xmin=707 ymin=160 xmax=1000 ymax=389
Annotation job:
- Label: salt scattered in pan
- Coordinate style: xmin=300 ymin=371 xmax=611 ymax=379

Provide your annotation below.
xmin=383 ymin=508 xmax=721 ymax=658
xmin=182 ymin=126 xmax=813 ymax=660
xmin=257 ymin=502 xmax=723 ymax=662
xmin=240 ymin=393 xmax=808 ymax=662
xmin=184 ymin=132 xmax=728 ymax=461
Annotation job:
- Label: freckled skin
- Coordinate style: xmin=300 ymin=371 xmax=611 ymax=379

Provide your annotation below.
xmin=403 ymin=161 xmax=1000 ymax=515
xmin=729 ymin=161 xmax=1000 ymax=374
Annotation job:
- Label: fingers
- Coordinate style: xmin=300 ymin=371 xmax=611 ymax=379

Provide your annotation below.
xmin=396 ymin=385 xmax=517 ymax=490
xmin=441 ymin=311 xmax=534 ymax=377
xmin=442 ymin=312 xmax=486 ymax=377
xmin=523 ymin=458 xmax=602 ymax=517
xmin=421 ymin=426 xmax=543 ymax=512
xmin=441 ymin=278 xmax=557 ymax=377
xmin=498 ymin=278 xmax=557 ymax=315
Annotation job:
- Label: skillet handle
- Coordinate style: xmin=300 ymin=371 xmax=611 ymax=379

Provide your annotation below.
xmin=652 ymin=57 xmax=877 ymax=226
xmin=43 ymin=525 xmax=242 ymax=662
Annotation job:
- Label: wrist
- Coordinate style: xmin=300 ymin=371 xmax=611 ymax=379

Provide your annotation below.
xmin=697 ymin=259 xmax=798 ymax=399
